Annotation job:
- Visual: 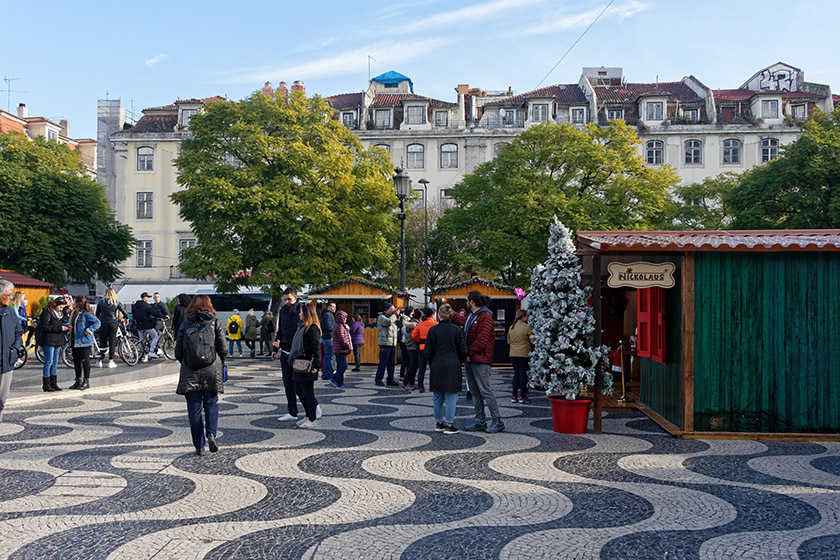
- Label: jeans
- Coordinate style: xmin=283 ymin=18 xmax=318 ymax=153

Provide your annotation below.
xmin=42 ymin=345 xmax=60 ymax=378
xmin=321 ymin=339 xmax=334 ymax=379
xmin=511 ymin=356 xmax=529 ymax=398
xmin=416 ymin=350 xmax=429 ymax=389
xmin=185 ymin=391 xmax=218 ymax=451
xmin=465 ymin=362 xmax=501 ymax=424
xmin=433 ymin=391 xmax=459 ymax=424
xmin=333 ymin=354 xmax=348 ymax=386
xmin=72 ymin=346 xmax=92 ymax=379
xmin=279 ymin=350 xmax=299 ymax=417
xmin=141 ymin=329 xmax=159 ymax=357
xmin=228 ymin=339 xmax=242 ymax=355
xmin=294 ymin=376 xmax=318 ymax=421
xmin=352 ymin=344 xmax=363 ymax=368
xmin=404 ymin=349 xmax=419 ymax=386
xmin=374 ymin=345 xmax=396 ymax=384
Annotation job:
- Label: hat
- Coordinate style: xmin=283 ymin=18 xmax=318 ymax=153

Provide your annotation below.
xmin=233 ymin=309 xmax=239 ymax=314
xmin=140 ymin=292 xmax=150 ymax=299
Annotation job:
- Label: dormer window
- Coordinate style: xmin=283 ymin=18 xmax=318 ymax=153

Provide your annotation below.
xmin=341 ymin=112 xmax=355 ymax=128
xmin=434 ymin=111 xmax=449 ymax=127
xmin=645 ymin=102 xmax=664 ymax=121
xmin=531 ymin=103 xmax=550 ymax=122
xmin=180 ymin=108 xmax=199 ymax=129
xmin=761 ymin=100 xmax=779 ymax=118
xmin=684 ymin=108 xmax=700 ymax=122
xmin=406 ymin=106 xmax=426 ymax=125
xmin=607 ymin=108 xmax=624 ymax=121
xmin=571 ymin=107 xmax=586 ymax=124
xmin=374 ymin=109 xmax=391 ymax=128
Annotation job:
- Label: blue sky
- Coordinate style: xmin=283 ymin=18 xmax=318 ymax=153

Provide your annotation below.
xmin=4 ymin=0 xmax=840 ymax=140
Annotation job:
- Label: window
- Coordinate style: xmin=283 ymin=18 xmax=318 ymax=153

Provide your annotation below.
xmin=571 ymin=107 xmax=586 ymax=124
xmin=180 ymin=108 xmax=198 ymax=129
xmin=684 ymin=140 xmax=702 ymax=165
xmin=646 ymin=140 xmax=664 ymax=164
xmin=607 ymin=108 xmax=624 ymax=121
xmin=406 ymin=106 xmax=425 ymax=125
xmin=684 ymin=108 xmax=700 ymax=122
xmin=373 ymin=144 xmax=390 ymax=153
xmin=494 ymin=142 xmax=510 ymax=157
xmin=531 ymin=103 xmax=550 ymax=122
xmin=434 ymin=111 xmax=449 ymax=127
xmin=723 ymin=139 xmax=741 ymax=164
xmin=136 ymin=192 xmax=154 ymax=219
xmin=412 ymin=188 xmax=425 ymax=206
xmin=177 ymin=239 xmax=196 ymax=278
xmin=793 ymin=104 xmax=807 ymax=119
xmin=762 ymin=100 xmax=779 ymax=118
xmin=374 ymin=109 xmax=391 ymax=128
xmin=440 ymin=143 xmax=458 ymax=168
xmin=406 ymin=143 xmax=424 ymax=169
xmin=137 ymin=146 xmax=154 ymax=171
xmin=762 ymin=138 xmax=779 ymax=162
xmin=341 ymin=112 xmax=355 ymax=128
xmin=645 ymin=101 xmax=664 ymax=121
xmin=136 ymin=240 xmax=153 ymax=268
xmin=47 ymin=130 xmax=57 ymax=140
xmin=440 ymin=188 xmax=453 ymax=200
xmin=503 ymin=110 xmax=516 ymax=125
xmin=637 ymin=287 xmax=666 ymax=364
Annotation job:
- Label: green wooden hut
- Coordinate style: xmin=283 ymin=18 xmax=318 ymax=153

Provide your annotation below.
xmin=576 ymin=230 xmax=840 ymax=438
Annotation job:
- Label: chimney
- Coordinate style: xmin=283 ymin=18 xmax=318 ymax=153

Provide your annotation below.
xmin=455 ymin=84 xmax=470 ymax=95
xmin=59 ymin=119 xmax=69 ymax=137
xmin=261 ymin=81 xmax=274 ymax=96
xmin=276 ymin=81 xmax=289 ymax=98
xmin=17 ymin=103 xmax=27 ymax=118
xmin=291 ymin=80 xmax=305 ymax=95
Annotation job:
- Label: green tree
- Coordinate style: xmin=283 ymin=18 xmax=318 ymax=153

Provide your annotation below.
xmin=667 ymin=173 xmax=738 ymax=230
xmin=437 ymin=121 xmax=677 ymax=285
xmin=0 ymin=133 xmax=134 ymax=285
xmin=728 ymin=107 xmax=840 ymax=229
xmin=171 ymin=91 xmax=398 ymax=300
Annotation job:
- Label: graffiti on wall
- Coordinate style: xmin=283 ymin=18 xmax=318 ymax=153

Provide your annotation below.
xmin=758 ymin=67 xmax=799 ymax=92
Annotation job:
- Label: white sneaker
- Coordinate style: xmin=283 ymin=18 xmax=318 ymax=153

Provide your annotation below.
xmin=278 ymin=413 xmax=298 ymax=422
xmin=141 ymin=356 xmax=149 ymax=363
xmin=298 ymin=419 xmax=317 ymax=428
xmin=315 ymin=404 xmax=323 ymax=419
xmin=148 ymin=353 xmax=158 ymax=359
xmin=95 ymin=361 xmax=103 ymax=368
xmin=239 ymin=353 xmax=243 ymax=358
xmin=108 ymin=361 xmax=117 ymax=369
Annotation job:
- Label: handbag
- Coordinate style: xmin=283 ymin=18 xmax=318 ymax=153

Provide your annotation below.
xmin=292 ymin=358 xmax=312 ymax=374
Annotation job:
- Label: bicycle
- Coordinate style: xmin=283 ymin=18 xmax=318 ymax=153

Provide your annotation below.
xmin=13 ymin=318 xmax=39 ymax=370
xmin=61 ymin=321 xmax=140 ymax=367
xmin=133 ymin=321 xmax=175 ymax=362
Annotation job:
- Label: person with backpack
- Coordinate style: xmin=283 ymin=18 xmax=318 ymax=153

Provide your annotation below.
xmin=175 ymin=294 xmax=228 ymax=455
xmin=226 ymin=310 xmax=243 ymax=358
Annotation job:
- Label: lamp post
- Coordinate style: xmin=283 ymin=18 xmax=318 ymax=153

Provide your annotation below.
xmin=393 ymin=167 xmax=412 ymax=292
xmin=417 ymin=178 xmax=430 ymax=308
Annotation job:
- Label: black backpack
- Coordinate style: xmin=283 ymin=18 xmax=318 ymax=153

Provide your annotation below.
xmin=184 ymin=319 xmax=217 ymax=369
xmin=228 ymin=320 xmax=239 ymax=335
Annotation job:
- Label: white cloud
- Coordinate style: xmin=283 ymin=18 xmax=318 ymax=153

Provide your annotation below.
xmin=400 ymin=0 xmax=544 ymax=34
xmin=144 ymin=54 xmax=170 ymax=67
xmin=521 ymin=0 xmax=651 ymax=36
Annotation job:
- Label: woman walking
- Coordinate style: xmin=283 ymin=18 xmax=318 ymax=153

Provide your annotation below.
xmin=330 ymin=310 xmax=351 ymax=388
xmin=507 ymin=309 xmax=534 ymax=404
xmin=95 ymin=288 xmax=126 ymax=369
xmin=349 ymin=313 xmax=365 ymax=371
xmin=424 ymin=304 xmax=467 ymax=434
xmin=174 ymin=294 xmax=228 ymax=455
xmin=37 ymin=298 xmax=71 ymax=392
xmin=69 ymin=297 xmax=101 ymax=390
xmin=288 ymin=302 xmax=322 ymax=428
xmin=171 ymin=294 xmax=191 ymax=343
xmin=244 ymin=309 xmax=259 ymax=358
xmin=259 ymin=311 xmax=275 ymax=356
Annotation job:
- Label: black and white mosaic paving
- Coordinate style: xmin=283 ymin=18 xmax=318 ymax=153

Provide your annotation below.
xmin=2 ymin=361 xmax=840 ymax=559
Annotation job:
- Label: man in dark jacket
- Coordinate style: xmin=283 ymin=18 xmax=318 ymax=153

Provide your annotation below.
xmin=134 ymin=292 xmax=166 ymax=361
xmin=0 ymin=280 xmax=23 ymax=422
xmin=452 ymin=290 xmax=504 ymax=433
xmin=272 ymin=288 xmax=306 ymax=422
xmin=320 ymin=302 xmax=336 ymax=381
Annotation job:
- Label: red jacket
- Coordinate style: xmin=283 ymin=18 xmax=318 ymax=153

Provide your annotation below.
xmin=452 ymin=309 xmax=495 ymax=364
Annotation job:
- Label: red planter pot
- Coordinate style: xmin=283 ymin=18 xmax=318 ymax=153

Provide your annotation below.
xmin=548 ymin=396 xmax=592 ymax=434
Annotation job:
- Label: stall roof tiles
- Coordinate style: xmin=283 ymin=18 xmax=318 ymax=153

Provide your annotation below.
xmin=576 ymin=230 xmax=840 ymax=252
xmin=0 ymin=269 xmax=54 ymax=288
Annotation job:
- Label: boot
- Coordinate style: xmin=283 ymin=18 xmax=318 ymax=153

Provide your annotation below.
xmin=79 ymin=378 xmax=90 ymax=391
xmin=43 ymin=377 xmax=56 ymax=392
xmin=49 ymin=375 xmax=62 ymax=391
xmin=68 ymin=377 xmax=82 ymax=390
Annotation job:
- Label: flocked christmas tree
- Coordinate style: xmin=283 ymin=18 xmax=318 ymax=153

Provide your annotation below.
xmin=528 ymin=218 xmax=611 ymax=398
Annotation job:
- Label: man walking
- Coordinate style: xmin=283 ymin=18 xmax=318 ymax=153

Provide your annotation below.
xmin=134 ymin=292 xmax=165 ymax=362
xmin=0 ymin=280 xmax=23 ymax=422
xmin=452 ymin=290 xmax=504 ymax=433
xmin=374 ymin=305 xmax=401 ymax=387
xmin=320 ymin=302 xmax=336 ymax=381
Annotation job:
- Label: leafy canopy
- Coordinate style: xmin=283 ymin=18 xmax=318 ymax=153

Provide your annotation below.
xmin=0 ymin=133 xmax=134 ymax=285
xmin=666 ymin=173 xmax=738 ymax=230
xmin=171 ymin=92 xmax=398 ymax=294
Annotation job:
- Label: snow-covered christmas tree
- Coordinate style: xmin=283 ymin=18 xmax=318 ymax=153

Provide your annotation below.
xmin=528 ymin=218 xmax=610 ymax=399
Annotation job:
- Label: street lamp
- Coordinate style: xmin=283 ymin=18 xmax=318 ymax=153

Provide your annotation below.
xmin=393 ymin=166 xmax=412 ymax=292
xmin=417 ymin=178 xmax=430 ymax=308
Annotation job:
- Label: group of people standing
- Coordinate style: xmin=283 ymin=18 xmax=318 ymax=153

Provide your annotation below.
xmin=224 ymin=309 xmax=276 ymax=358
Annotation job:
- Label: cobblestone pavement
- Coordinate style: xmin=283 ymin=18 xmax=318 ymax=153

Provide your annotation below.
xmin=2 ymin=360 xmax=840 ymax=559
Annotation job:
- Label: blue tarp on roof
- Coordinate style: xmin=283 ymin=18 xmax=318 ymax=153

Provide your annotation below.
xmin=371 ymin=70 xmax=413 ymax=93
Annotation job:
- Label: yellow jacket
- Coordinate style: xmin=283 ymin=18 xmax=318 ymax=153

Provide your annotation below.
xmin=226 ymin=315 xmax=243 ymax=340
xmin=507 ymin=320 xmax=533 ymax=358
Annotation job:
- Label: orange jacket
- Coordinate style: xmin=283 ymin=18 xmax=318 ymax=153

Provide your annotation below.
xmin=411 ymin=317 xmax=438 ymax=350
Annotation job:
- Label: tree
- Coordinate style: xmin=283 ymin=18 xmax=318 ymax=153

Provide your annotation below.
xmin=667 ymin=173 xmax=737 ymax=230
xmin=171 ymin=91 xmax=398 ymax=301
xmin=728 ymin=107 xmax=840 ymax=229
xmin=528 ymin=218 xmax=610 ymax=398
xmin=0 ymin=133 xmax=134 ymax=285
xmin=437 ymin=120 xmax=677 ymax=286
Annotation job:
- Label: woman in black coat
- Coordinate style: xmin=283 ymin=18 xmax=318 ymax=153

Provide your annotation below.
xmin=425 ymin=304 xmax=467 ymax=434
xmin=174 ymin=295 xmax=228 ymax=455
xmin=288 ymin=302 xmax=322 ymax=428
xmin=171 ymin=293 xmax=191 ymax=343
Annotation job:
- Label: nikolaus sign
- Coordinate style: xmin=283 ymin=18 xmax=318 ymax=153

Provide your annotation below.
xmin=607 ymin=261 xmax=676 ymax=289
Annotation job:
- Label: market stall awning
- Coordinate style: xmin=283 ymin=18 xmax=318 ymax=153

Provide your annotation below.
xmin=429 ymin=276 xmax=518 ymax=299
xmin=307 ymin=277 xmax=411 ymax=301
xmin=577 ymin=230 xmax=840 ymax=253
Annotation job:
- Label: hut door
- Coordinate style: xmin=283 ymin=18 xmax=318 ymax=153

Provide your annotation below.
xmin=637 ymin=287 xmax=666 ymax=364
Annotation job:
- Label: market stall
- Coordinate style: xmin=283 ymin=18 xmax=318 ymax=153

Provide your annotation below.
xmin=0 ymin=269 xmax=54 ymax=316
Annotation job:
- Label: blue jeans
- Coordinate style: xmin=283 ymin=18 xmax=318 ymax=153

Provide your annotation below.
xmin=433 ymin=391 xmax=459 ymax=424
xmin=228 ymin=339 xmax=242 ymax=355
xmin=333 ymin=354 xmax=348 ymax=386
xmin=321 ymin=339 xmax=334 ymax=379
xmin=42 ymin=345 xmax=60 ymax=378
xmin=375 ymin=345 xmax=396 ymax=384
xmin=185 ymin=391 xmax=218 ymax=451
xmin=511 ymin=356 xmax=529 ymax=398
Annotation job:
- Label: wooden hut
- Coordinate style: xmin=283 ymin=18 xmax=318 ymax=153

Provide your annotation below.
xmin=576 ymin=230 xmax=840 ymax=439
xmin=429 ymin=276 xmax=521 ymax=364
xmin=307 ymin=277 xmax=411 ymax=365
xmin=0 ymin=269 xmax=54 ymax=316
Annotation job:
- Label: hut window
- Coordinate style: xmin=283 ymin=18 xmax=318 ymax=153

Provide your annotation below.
xmin=637 ymin=287 xmax=666 ymax=364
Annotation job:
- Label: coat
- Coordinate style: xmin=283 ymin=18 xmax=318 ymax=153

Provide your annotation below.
xmin=259 ymin=313 xmax=276 ymax=343
xmin=403 ymin=319 xmax=419 ymax=352
xmin=321 ymin=310 xmax=335 ymax=340
xmin=226 ymin=314 xmax=243 ymax=340
xmin=332 ymin=310 xmax=352 ymax=356
xmin=175 ymin=311 xmax=228 ymax=395
xmin=507 ymin=320 xmax=534 ymax=358
xmin=96 ymin=300 xmax=126 ymax=324
xmin=452 ymin=308 xmax=496 ymax=364
xmin=0 ymin=304 xmax=23 ymax=374
xmin=425 ymin=321 xmax=467 ymax=394
xmin=71 ymin=311 xmax=101 ymax=348
xmin=377 ymin=313 xmax=398 ymax=347
xmin=38 ymin=309 xmax=67 ymax=347
xmin=172 ymin=304 xmax=188 ymax=340
xmin=290 ymin=324 xmax=321 ymax=382
xmin=244 ymin=314 xmax=259 ymax=339
xmin=275 ymin=300 xmax=301 ymax=350
xmin=133 ymin=299 xmax=164 ymax=330
xmin=411 ymin=317 xmax=438 ymax=351
xmin=349 ymin=321 xmax=365 ymax=346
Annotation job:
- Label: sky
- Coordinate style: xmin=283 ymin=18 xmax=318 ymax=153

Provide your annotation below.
xmin=4 ymin=0 xmax=840 ymax=140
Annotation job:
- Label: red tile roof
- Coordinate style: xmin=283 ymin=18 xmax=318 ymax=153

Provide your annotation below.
xmin=783 ymin=91 xmax=827 ymax=100
xmin=371 ymin=94 xmax=455 ymax=108
xmin=576 ymin=230 xmax=840 ymax=252
xmin=143 ymin=104 xmax=177 ymax=112
xmin=595 ymin=82 xmax=701 ymax=103
xmin=324 ymin=92 xmax=364 ymax=109
xmin=713 ymin=89 xmax=755 ymax=102
xmin=130 ymin=114 xmax=178 ymax=133
xmin=485 ymin=84 xmax=587 ymax=107
xmin=0 ymin=269 xmax=53 ymax=288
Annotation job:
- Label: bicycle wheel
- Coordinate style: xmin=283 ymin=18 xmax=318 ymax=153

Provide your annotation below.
xmin=119 ymin=337 xmax=139 ymax=366
xmin=35 ymin=344 xmax=44 ymax=364
xmin=160 ymin=333 xmax=176 ymax=360
xmin=61 ymin=343 xmax=74 ymax=368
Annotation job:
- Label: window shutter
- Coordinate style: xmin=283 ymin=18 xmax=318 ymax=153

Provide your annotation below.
xmin=637 ymin=288 xmax=650 ymax=358
xmin=652 ymin=287 xmax=667 ymax=364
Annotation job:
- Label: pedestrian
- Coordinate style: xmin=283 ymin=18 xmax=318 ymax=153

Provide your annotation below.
xmin=349 ymin=313 xmax=365 ymax=371
xmin=508 ymin=309 xmax=534 ymax=404
xmin=38 ymin=297 xmax=71 ymax=392
xmin=0 ymin=280 xmax=24 ymax=422
xmin=374 ymin=305 xmax=401 ymax=387
xmin=402 ymin=309 xmax=422 ymax=390
xmin=288 ymin=302 xmax=322 ymax=428
xmin=425 ymin=304 xmax=467 ymax=435
xmin=174 ymin=294 xmax=228 ymax=455
xmin=273 ymin=288 xmax=314 ymax=423
xmin=11 ymin=291 xmax=28 ymax=369
xmin=320 ymin=302 xmax=336 ymax=381
xmin=244 ymin=309 xmax=258 ymax=357
xmin=95 ymin=288 xmax=127 ymax=369
xmin=226 ymin=309 xmax=243 ymax=357
xmin=134 ymin=292 xmax=165 ymax=362
xmin=171 ymin=294 xmax=192 ymax=343
xmin=151 ymin=292 xmax=171 ymax=354
xmin=411 ymin=308 xmax=438 ymax=393
xmin=68 ymin=296 xmax=101 ymax=390
xmin=259 ymin=310 xmax=275 ymax=356
xmin=452 ymin=290 xmax=504 ymax=433
xmin=397 ymin=306 xmax=414 ymax=384
xmin=330 ymin=310 xmax=351 ymax=388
